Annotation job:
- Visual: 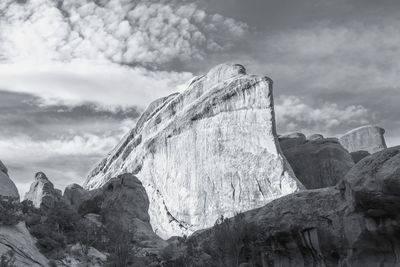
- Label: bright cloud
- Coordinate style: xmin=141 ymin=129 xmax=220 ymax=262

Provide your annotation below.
xmin=0 ymin=0 xmax=248 ymax=65
xmin=275 ymin=95 xmax=373 ymax=135
xmin=0 ymin=60 xmax=192 ymax=107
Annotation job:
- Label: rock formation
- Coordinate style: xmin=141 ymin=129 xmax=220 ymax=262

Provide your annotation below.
xmin=278 ymin=133 xmax=306 ymax=150
xmin=0 ymin=222 xmax=50 ymax=267
xmin=84 ymin=63 xmax=303 ymax=238
xmin=0 ymin=160 xmax=19 ymax=199
xmin=63 ymin=183 xmax=91 ymax=210
xmin=350 ymin=150 xmax=371 ymax=163
xmin=280 ymin=136 xmax=354 ymax=189
xmin=339 ymin=125 xmax=387 ymax=154
xmin=24 ymin=172 xmax=62 ymax=210
xmin=79 ymin=173 xmax=167 ymax=250
xmin=190 ymin=146 xmax=400 ymax=267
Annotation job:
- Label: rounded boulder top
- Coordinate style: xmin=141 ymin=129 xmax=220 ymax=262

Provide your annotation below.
xmin=0 ymin=160 xmax=20 ymax=199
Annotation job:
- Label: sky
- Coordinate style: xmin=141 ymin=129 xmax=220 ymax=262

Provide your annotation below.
xmin=0 ymin=0 xmax=399 ymax=197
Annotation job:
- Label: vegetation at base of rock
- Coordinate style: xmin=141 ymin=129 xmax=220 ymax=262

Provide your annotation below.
xmin=0 ymin=198 xmax=22 ymax=226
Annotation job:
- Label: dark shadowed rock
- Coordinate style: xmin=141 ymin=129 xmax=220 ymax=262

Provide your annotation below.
xmin=339 ymin=125 xmax=387 ymax=154
xmin=0 ymin=160 xmax=19 ymax=199
xmin=281 ymin=138 xmax=354 ymax=189
xmin=350 ymin=150 xmax=371 ymax=163
xmin=80 ymin=173 xmax=167 ymax=250
xmin=24 ymin=172 xmax=62 ymax=210
xmin=63 ymin=183 xmax=91 ymax=210
xmin=278 ymin=132 xmax=306 ymax=150
xmin=189 ymin=146 xmax=400 ymax=267
xmin=344 ymin=146 xmax=400 ymax=216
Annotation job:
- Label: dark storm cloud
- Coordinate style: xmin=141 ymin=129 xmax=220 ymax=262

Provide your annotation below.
xmin=0 ymin=90 xmax=140 ymax=140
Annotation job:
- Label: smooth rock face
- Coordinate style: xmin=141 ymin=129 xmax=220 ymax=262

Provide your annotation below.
xmin=339 ymin=125 xmax=387 ymax=154
xmin=24 ymin=172 xmax=62 ymax=210
xmin=280 ymin=137 xmax=354 ymax=189
xmin=0 ymin=160 xmax=19 ymax=199
xmin=0 ymin=222 xmax=49 ymax=267
xmin=63 ymin=183 xmax=91 ymax=210
xmin=194 ymin=146 xmax=400 ymax=266
xmin=80 ymin=173 xmax=166 ymax=249
xmin=84 ymin=63 xmax=302 ymax=238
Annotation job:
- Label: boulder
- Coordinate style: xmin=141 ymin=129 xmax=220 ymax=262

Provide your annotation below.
xmin=339 ymin=125 xmax=387 ymax=154
xmin=84 ymin=63 xmax=302 ymax=238
xmin=307 ymin=134 xmax=324 ymax=141
xmin=24 ymin=172 xmax=62 ymax=210
xmin=0 ymin=160 xmax=19 ymax=199
xmin=278 ymin=133 xmax=307 ymax=150
xmin=80 ymin=173 xmax=167 ymax=250
xmin=191 ymin=146 xmax=400 ymax=266
xmin=281 ymin=138 xmax=354 ymax=189
xmin=63 ymin=183 xmax=91 ymax=210
xmin=350 ymin=150 xmax=371 ymax=163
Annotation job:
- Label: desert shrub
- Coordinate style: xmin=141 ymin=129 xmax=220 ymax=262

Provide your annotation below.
xmin=0 ymin=199 xmax=22 ymax=226
xmin=0 ymin=251 xmax=15 ymax=267
xmin=213 ymin=213 xmax=258 ymax=267
xmin=78 ymin=195 xmax=104 ymax=216
xmin=104 ymin=221 xmax=135 ymax=267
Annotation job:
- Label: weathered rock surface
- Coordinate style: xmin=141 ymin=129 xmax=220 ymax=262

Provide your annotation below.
xmin=84 ymin=63 xmax=302 ymax=238
xmin=191 ymin=146 xmax=400 ymax=267
xmin=24 ymin=172 xmax=62 ymax=210
xmin=280 ymin=137 xmax=354 ymax=189
xmin=339 ymin=125 xmax=387 ymax=154
xmin=307 ymin=133 xmax=324 ymax=141
xmin=80 ymin=173 xmax=167 ymax=250
xmin=350 ymin=150 xmax=371 ymax=163
xmin=63 ymin=183 xmax=91 ymax=210
xmin=0 ymin=160 xmax=19 ymax=199
xmin=0 ymin=222 xmax=49 ymax=267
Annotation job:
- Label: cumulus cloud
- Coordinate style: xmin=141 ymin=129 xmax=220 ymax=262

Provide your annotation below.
xmin=0 ymin=0 xmax=248 ymax=66
xmin=275 ymin=95 xmax=373 ymax=135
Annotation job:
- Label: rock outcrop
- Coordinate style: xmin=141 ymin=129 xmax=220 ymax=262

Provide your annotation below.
xmin=0 ymin=222 xmax=49 ymax=267
xmin=24 ymin=172 xmax=62 ymax=210
xmin=190 ymin=146 xmax=400 ymax=267
xmin=339 ymin=125 xmax=387 ymax=154
xmin=0 ymin=160 xmax=19 ymax=199
xmin=79 ymin=173 xmax=167 ymax=250
xmin=84 ymin=63 xmax=302 ymax=238
xmin=280 ymin=137 xmax=354 ymax=189
xmin=350 ymin=150 xmax=371 ymax=163
xmin=278 ymin=133 xmax=306 ymax=150
xmin=63 ymin=183 xmax=91 ymax=210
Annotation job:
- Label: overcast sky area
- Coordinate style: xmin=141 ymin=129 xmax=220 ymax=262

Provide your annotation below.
xmin=0 ymin=0 xmax=399 ymax=196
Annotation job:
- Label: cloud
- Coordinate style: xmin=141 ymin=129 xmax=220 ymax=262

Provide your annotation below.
xmin=0 ymin=0 xmax=248 ymax=66
xmin=0 ymin=120 xmax=133 ymax=197
xmin=275 ymin=95 xmax=373 ymax=135
xmin=0 ymin=60 xmax=193 ymax=108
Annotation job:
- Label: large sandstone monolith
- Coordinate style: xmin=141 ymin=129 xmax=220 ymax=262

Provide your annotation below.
xmin=339 ymin=125 xmax=387 ymax=154
xmin=84 ymin=63 xmax=303 ymax=238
